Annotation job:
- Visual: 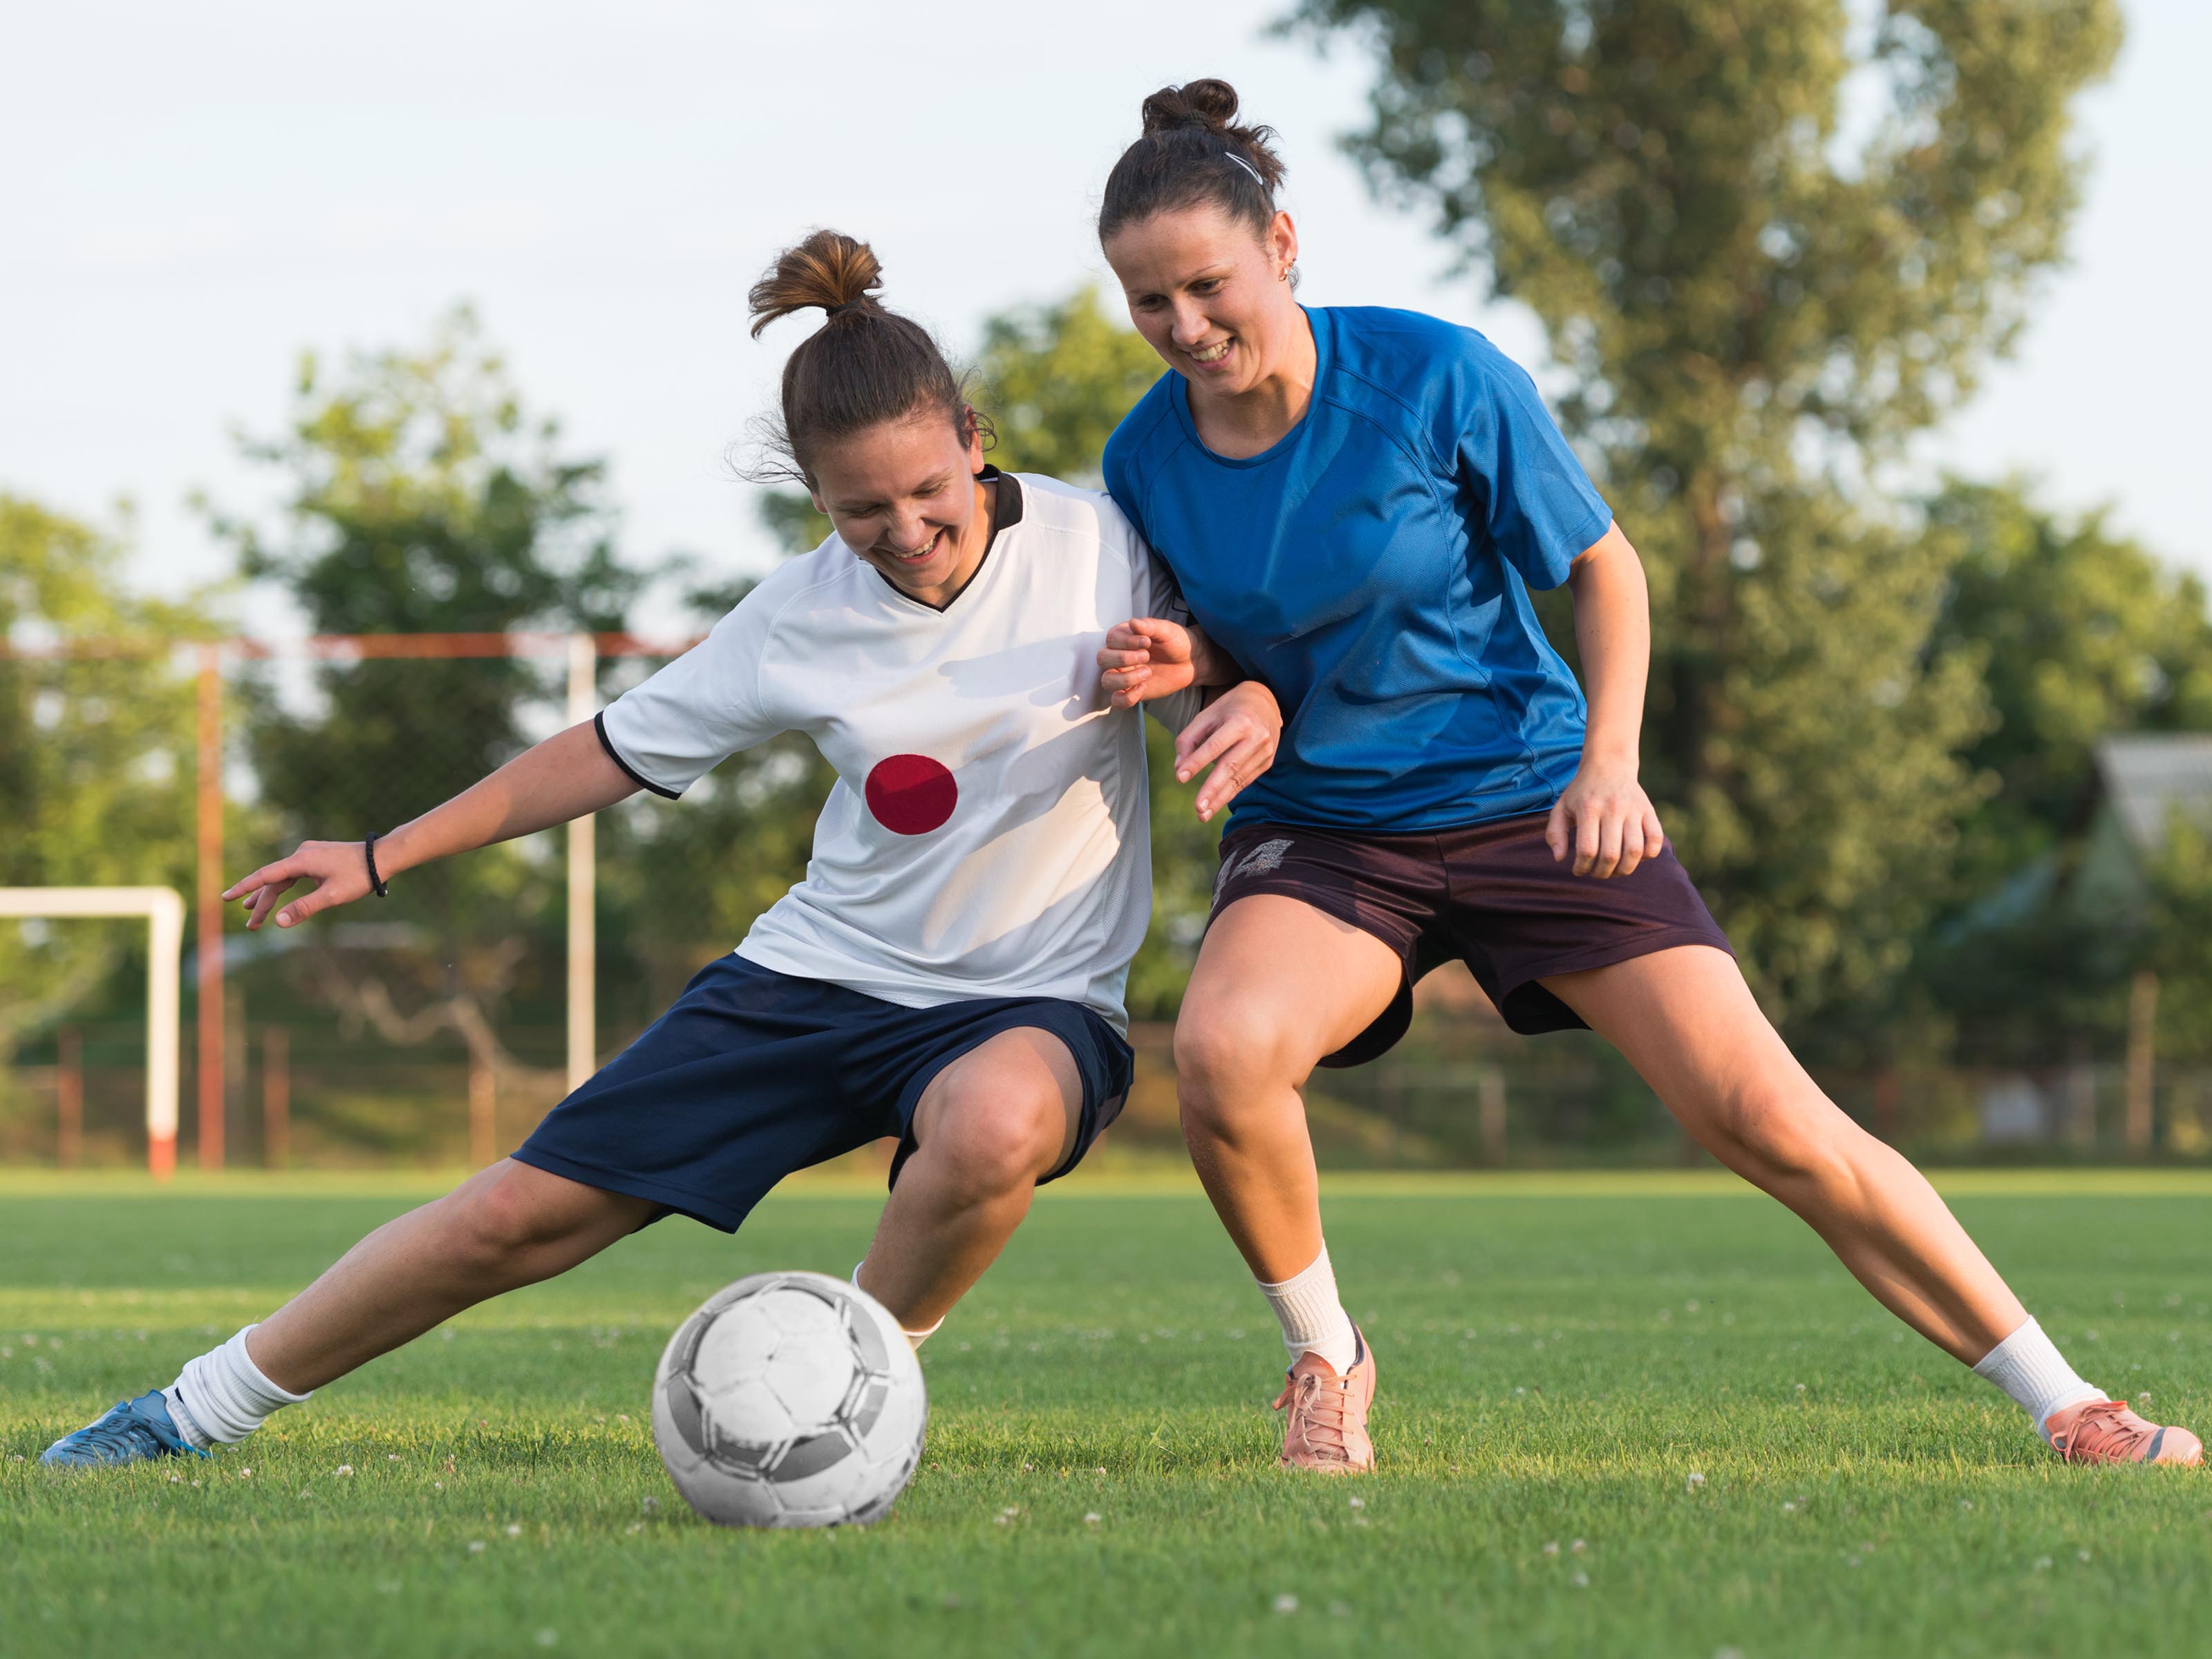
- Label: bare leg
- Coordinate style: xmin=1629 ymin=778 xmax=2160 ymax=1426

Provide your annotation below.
xmin=247 ymin=1159 xmax=658 ymax=1392
xmin=1543 ymin=946 xmax=2025 ymax=1362
xmin=854 ymin=1027 xmax=1086 ymax=1333
xmin=1172 ymin=896 xmax=1404 ymax=1282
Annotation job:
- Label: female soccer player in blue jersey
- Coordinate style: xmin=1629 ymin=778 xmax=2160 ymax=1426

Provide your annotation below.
xmin=42 ymin=232 xmax=1281 ymax=1467
xmin=1094 ymin=79 xmax=2200 ymax=1476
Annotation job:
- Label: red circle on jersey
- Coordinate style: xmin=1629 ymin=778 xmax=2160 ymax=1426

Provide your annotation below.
xmin=864 ymin=754 xmax=957 ymax=835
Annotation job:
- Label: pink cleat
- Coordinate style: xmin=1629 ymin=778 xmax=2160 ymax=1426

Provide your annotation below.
xmin=2044 ymin=1398 xmax=2203 ymax=1466
xmin=1273 ymin=1327 xmax=1376 ymax=1474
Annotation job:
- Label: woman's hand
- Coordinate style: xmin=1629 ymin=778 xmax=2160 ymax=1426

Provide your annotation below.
xmin=223 ymin=840 xmax=379 ymax=930
xmin=1544 ymin=759 xmax=1665 ymax=879
xmin=1098 ymin=617 xmax=1228 ymax=709
xmin=1174 ymin=679 xmax=1281 ymax=822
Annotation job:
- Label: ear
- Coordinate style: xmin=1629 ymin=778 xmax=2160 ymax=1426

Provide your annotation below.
xmin=806 ymin=478 xmax=827 ymax=514
xmin=962 ymin=406 xmax=987 ymax=470
xmin=1266 ymin=209 xmax=1299 ymax=281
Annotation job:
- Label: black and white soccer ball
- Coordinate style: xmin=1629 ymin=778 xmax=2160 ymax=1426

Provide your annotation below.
xmin=652 ymin=1271 xmax=927 ymax=1528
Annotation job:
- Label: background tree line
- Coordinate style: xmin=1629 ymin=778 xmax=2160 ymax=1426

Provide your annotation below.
xmin=11 ymin=0 xmax=2212 ymax=1156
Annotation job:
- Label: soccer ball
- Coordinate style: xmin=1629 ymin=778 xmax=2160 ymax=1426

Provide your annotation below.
xmin=651 ymin=1271 xmax=927 ymax=1528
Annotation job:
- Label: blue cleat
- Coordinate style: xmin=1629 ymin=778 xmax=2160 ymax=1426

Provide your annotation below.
xmin=40 ymin=1389 xmax=208 ymax=1467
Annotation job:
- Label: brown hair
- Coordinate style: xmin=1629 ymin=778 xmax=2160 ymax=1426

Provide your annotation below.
xmin=1096 ymin=79 xmax=1286 ymax=246
xmin=745 ymin=229 xmax=984 ymax=482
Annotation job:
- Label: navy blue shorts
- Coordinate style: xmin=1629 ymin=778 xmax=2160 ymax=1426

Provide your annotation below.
xmin=512 ymin=955 xmax=1133 ymax=1232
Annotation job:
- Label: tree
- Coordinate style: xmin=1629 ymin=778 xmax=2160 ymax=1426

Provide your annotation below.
xmin=0 ymin=498 xmax=212 ymax=1115
xmin=1926 ymin=480 xmax=2212 ymax=896
xmin=1913 ymin=480 xmax=2212 ymax=1064
xmin=214 ymin=309 xmax=646 ymax=1100
xmin=1291 ymin=0 xmax=2121 ymax=1040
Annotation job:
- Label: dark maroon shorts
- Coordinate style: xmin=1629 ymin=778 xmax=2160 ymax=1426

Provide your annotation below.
xmin=1207 ymin=812 xmax=1733 ymax=1067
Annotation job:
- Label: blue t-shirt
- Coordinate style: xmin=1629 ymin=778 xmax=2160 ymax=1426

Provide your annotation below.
xmin=1103 ymin=306 xmax=1613 ymax=832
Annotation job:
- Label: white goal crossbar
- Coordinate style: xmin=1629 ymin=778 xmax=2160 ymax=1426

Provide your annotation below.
xmin=0 ymin=887 xmax=186 ymax=1179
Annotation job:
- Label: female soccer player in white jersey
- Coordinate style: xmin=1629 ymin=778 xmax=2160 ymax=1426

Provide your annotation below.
xmin=1092 ymin=79 xmax=2200 ymax=1474
xmin=41 ymin=231 xmax=1281 ymax=1467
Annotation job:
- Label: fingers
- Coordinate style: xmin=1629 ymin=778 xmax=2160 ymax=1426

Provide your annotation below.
xmin=1617 ymin=807 xmax=1663 ymax=878
xmin=1194 ymin=731 xmax=1271 ymax=819
xmin=1545 ymin=800 xmax=1570 ymax=863
xmin=245 ymin=877 xmax=294 ymax=931
xmin=1098 ymin=638 xmax=1153 ymax=711
xmin=1127 ymin=617 xmax=1190 ymax=659
xmin=1574 ymin=805 xmax=1602 ymax=877
xmin=1101 ymin=664 xmax=1152 ymax=709
xmin=229 ymin=842 xmax=371 ymax=929
xmin=272 ymin=885 xmax=337 ymax=930
xmin=1180 ymin=713 xmax=1277 ymax=821
xmin=222 ymin=855 xmax=303 ymax=904
xmin=1174 ymin=706 xmax=1230 ymax=783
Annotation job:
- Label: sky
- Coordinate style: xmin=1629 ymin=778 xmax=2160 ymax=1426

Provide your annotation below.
xmin=3 ymin=0 xmax=2204 ymax=638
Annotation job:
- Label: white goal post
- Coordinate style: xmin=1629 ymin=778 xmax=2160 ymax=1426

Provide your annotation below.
xmin=0 ymin=887 xmax=185 ymax=1179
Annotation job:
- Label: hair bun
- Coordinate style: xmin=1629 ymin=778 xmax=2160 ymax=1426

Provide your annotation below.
xmin=747 ymin=229 xmax=883 ymax=339
xmin=1140 ymin=77 xmax=1241 ymax=137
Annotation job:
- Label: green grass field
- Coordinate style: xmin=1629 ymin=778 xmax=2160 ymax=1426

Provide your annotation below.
xmin=4 ymin=1170 xmax=2209 ymax=1657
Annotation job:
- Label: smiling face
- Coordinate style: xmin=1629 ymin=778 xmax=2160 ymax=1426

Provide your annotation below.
xmin=807 ymin=407 xmax=989 ymax=606
xmin=1103 ymin=201 xmax=1302 ymax=402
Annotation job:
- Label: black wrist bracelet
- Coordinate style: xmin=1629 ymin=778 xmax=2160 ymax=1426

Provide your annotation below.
xmin=364 ymin=832 xmax=390 ymax=899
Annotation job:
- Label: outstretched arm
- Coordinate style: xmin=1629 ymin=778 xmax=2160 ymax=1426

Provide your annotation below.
xmin=224 ymin=720 xmax=640 ymax=930
xmin=1546 ymin=522 xmax=1666 ymax=879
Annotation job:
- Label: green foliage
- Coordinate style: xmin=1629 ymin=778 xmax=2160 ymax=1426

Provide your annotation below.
xmin=1916 ymin=482 xmax=2212 ymax=1062
xmin=213 ymin=310 xmax=647 ymax=1069
xmin=1293 ymin=0 xmax=2121 ymax=1040
xmin=0 ymin=499 xmax=213 ymax=1068
xmin=978 ymin=288 xmax=1166 ymax=487
xmin=1927 ymin=480 xmax=2212 ymax=893
xmin=2144 ymin=818 xmax=2212 ymax=1064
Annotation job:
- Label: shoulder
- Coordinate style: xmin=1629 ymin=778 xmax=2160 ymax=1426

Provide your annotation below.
xmin=1008 ymin=472 xmax=1143 ymax=555
xmin=1324 ymin=306 xmax=1530 ymax=409
xmin=1322 ymin=307 xmax=1557 ymax=469
xmin=1102 ymin=371 xmax=1184 ymax=496
xmin=696 ymin=538 xmax=861 ymax=647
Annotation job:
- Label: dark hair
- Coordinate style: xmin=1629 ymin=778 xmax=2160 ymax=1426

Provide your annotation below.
xmin=745 ymin=229 xmax=986 ymax=482
xmin=1097 ymin=79 xmax=1286 ymax=245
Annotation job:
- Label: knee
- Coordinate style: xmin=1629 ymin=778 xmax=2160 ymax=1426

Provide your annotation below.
xmin=444 ymin=1164 xmax=587 ymax=1268
xmin=920 ymin=1085 xmax=1065 ymax=1201
xmin=1174 ymin=1000 xmax=1308 ymax=1124
xmin=1699 ymin=1079 xmax=1857 ymax=1192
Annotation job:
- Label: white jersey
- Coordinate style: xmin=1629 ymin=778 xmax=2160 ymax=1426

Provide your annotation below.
xmin=597 ymin=471 xmax=1199 ymax=1032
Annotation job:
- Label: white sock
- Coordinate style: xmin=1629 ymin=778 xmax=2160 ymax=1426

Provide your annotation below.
xmin=854 ymin=1259 xmax=942 ymax=1351
xmin=1256 ymin=1245 xmax=1359 ymax=1374
xmin=1971 ymin=1316 xmax=2102 ymax=1441
xmin=165 ymin=1325 xmax=312 ymax=1449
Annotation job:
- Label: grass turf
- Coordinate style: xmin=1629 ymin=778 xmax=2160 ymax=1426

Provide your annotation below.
xmin=3 ymin=1171 xmax=2208 ymax=1657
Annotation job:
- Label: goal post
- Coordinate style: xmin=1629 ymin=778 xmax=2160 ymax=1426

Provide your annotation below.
xmin=0 ymin=887 xmax=186 ymax=1179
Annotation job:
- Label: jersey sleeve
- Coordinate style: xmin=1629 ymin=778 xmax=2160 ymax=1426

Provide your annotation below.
xmin=1447 ymin=336 xmax=1614 ymax=592
xmin=596 ymin=583 xmax=788 ymax=798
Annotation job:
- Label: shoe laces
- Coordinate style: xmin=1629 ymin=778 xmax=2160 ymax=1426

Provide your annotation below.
xmin=71 ymin=1400 xmax=187 ymax=1461
xmin=1274 ymin=1370 xmax=1355 ymax=1464
xmin=2055 ymin=1399 xmax=2152 ymax=1463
